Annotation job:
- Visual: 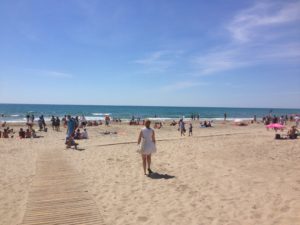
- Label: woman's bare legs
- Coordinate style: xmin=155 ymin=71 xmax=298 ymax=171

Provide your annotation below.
xmin=142 ymin=154 xmax=152 ymax=175
xmin=142 ymin=155 xmax=147 ymax=175
xmin=147 ymin=155 xmax=151 ymax=171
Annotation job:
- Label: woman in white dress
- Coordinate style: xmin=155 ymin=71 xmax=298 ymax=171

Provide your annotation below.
xmin=137 ymin=120 xmax=156 ymax=175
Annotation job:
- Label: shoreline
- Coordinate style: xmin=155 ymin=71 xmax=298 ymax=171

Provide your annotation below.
xmin=0 ymin=117 xmax=266 ymax=124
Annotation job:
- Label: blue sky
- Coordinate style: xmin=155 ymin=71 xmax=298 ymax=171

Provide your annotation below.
xmin=0 ymin=0 xmax=299 ymax=108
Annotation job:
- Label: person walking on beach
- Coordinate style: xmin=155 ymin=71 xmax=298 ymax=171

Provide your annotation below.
xmin=105 ymin=115 xmax=110 ymax=126
xmin=66 ymin=115 xmax=76 ymax=138
xmin=189 ymin=123 xmax=193 ymax=136
xmin=224 ymin=113 xmax=227 ymax=121
xmin=179 ymin=119 xmax=185 ymax=136
xmin=65 ymin=115 xmax=76 ymax=149
xmin=137 ymin=120 xmax=156 ymax=175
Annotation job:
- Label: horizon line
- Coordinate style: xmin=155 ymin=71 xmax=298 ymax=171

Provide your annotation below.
xmin=0 ymin=102 xmax=300 ymax=110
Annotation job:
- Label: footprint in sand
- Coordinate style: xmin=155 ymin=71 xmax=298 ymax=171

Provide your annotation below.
xmin=280 ymin=205 xmax=290 ymax=213
xmin=137 ymin=216 xmax=148 ymax=222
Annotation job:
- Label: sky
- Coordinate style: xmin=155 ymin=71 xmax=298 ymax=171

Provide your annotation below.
xmin=0 ymin=0 xmax=299 ymax=108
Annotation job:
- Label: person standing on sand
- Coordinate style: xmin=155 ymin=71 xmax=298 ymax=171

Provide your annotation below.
xmin=137 ymin=120 xmax=156 ymax=175
xmin=224 ymin=113 xmax=227 ymax=121
xmin=179 ymin=119 xmax=185 ymax=136
xmin=189 ymin=123 xmax=193 ymax=136
xmin=66 ymin=115 xmax=76 ymax=138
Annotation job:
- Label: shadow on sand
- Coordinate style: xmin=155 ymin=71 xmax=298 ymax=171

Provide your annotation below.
xmin=148 ymin=172 xmax=175 ymax=180
xmin=65 ymin=147 xmax=85 ymax=151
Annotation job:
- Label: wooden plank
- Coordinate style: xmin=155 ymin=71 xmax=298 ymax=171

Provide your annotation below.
xmin=22 ymin=150 xmax=104 ymax=225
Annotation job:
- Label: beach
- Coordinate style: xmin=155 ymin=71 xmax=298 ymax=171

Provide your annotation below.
xmin=0 ymin=120 xmax=299 ymax=225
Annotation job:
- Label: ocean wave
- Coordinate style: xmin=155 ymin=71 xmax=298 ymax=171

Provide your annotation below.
xmin=92 ymin=113 xmax=111 ymax=116
xmin=10 ymin=114 xmax=20 ymax=117
xmin=147 ymin=117 xmax=173 ymax=121
xmin=85 ymin=116 xmax=105 ymax=121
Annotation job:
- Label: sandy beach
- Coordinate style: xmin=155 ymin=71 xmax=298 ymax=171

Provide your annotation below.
xmin=0 ymin=120 xmax=299 ymax=225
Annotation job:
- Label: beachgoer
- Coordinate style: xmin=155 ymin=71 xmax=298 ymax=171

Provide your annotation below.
xmin=189 ymin=123 xmax=193 ymax=136
xmin=137 ymin=120 xmax=156 ymax=175
xmin=3 ymin=129 xmax=9 ymax=138
xmin=74 ymin=129 xmax=81 ymax=140
xmin=25 ymin=129 xmax=31 ymax=138
xmin=62 ymin=115 xmax=67 ymax=128
xmin=66 ymin=115 xmax=76 ymax=138
xmin=51 ymin=116 xmax=55 ymax=130
xmin=66 ymin=135 xmax=78 ymax=149
xmin=295 ymin=116 xmax=299 ymax=127
xmin=224 ymin=113 xmax=227 ymax=121
xmin=179 ymin=119 xmax=185 ymax=136
xmin=55 ymin=117 xmax=60 ymax=131
xmin=32 ymin=129 xmax=37 ymax=138
xmin=287 ymin=126 xmax=298 ymax=139
xmin=105 ymin=115 xmax=110 ymax=126
xmin=19 ymin=128 xmax=25 ymax=139
xmin=80 ymin=115 xmax=87 ymax=127
xmin=30 ymin=114 xmax=35 ymax=123
xmin=207 ymin=121 xmax=212 ymax=127
xmin=81 ymin=129 xmax=88 ymax=139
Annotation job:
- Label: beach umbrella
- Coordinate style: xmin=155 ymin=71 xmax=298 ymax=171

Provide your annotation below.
xmin=266 ymin=123 xmax=285 ymax=129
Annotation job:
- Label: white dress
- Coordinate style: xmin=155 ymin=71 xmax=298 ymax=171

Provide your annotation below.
xmin=140 ymin=127 xmax=156 ymax=155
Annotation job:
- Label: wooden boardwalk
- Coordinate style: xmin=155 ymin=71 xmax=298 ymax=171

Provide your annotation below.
xmin=22 ymin=150 xmax=104 ymax=225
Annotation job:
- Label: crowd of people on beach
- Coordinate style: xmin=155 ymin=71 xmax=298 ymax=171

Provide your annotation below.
xmin=1 ymin=111 xmax=299 ymax=143
xmin=190 ymin=113 xmax=200 ymax=120
xmin=18 ymin=128 xmax=38 ymax=139
xmin=64 ymin=115 xmax=91 ymax=149
xmin=262 ymin=114 xmax=299 ymax=126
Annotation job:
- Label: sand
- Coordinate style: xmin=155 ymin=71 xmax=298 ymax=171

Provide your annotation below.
xmin=0 ymin=121 xmax=299 ymax=225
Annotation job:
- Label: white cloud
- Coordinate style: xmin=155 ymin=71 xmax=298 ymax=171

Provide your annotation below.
xmin=192 ymin=1 xmax=300 ymax=75
xmin=227 ymin=1 xmax=300 ymax=42
xmin=192 ymin=48 xmax=249 ymax=75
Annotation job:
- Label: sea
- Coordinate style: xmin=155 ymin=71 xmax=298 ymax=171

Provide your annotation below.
xmin=0 ymin=104 xmax=299 ymax=123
